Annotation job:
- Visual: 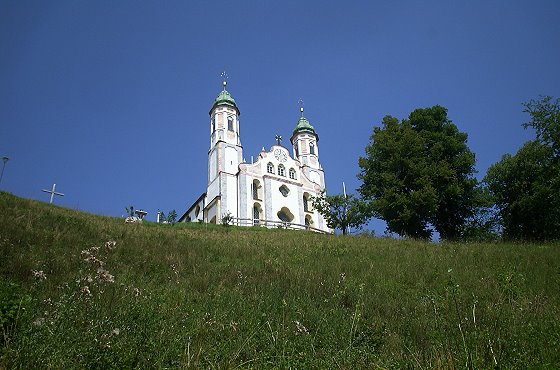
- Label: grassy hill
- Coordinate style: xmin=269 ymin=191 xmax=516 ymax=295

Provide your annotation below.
xmin=1 ymin=191 xmax=559 ymax=369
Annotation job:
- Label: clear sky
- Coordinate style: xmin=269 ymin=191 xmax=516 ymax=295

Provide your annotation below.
xmin=1 ymin=1 xmax=559 ymax=233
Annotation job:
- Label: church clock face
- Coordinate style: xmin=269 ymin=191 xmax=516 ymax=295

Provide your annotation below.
xmin=274 ymin=148 xmax=287 ymax=162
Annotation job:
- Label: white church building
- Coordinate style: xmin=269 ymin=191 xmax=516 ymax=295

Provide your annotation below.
xmin=179 ymin=80 xmax=330 ymax=233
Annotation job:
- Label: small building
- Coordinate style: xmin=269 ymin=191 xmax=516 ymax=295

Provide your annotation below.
xmin=179 ymin=81 xmax=330 ymax=233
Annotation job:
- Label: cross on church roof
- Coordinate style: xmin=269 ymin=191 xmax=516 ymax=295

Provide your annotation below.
xmin=220 ymin=71 xmax=228 ymax=90
xmin=275 ymin=134 xmax=282 ymax=145
xmin=298 ymin=98 xmax=305 ymax=116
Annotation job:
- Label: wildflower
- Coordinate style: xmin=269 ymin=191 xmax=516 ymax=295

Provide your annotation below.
xmin=32 ymin=270 xmax=47 ymax=280
xmin=133 ymin=287 xmax=141 ymax=297
xmin=81 ymin=286 xmax=91 ymax=296
xmin=110 ymin=328 xmax=120 ymax=336
xmin=97 ymin=268 xmax=115 ymax=283
xmin=32 ymin=317 xmax=46 ymax=327
xmin=339 ymin=272 xmax=346 ymax=284
xmin=105 ymin=240 xmax=117 ymax=250
xmin=448 ymin=268 xmax=453 ymax=273
xmin=294 ymin=320 xmax=309 ymax=335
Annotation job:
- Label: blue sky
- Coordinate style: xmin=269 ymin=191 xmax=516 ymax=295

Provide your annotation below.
xmin=1 ymin=1 xmax=559 ymax=233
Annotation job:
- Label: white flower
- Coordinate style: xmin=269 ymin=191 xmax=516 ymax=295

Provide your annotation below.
xmin=81 ymin=286 xmax=91 ymax=296
xmin=32 ymin=270 xmax=47 ymax=280
xmin=97 ymin=268 xmax=115 ymax=283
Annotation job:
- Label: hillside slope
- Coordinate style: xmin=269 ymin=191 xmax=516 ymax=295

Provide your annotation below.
xmin=1 ymin=191 xmax=559 ymax=368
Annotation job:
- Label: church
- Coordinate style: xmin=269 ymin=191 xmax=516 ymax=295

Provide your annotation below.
xmin=179 ymin=80 xmax=330 ymax=233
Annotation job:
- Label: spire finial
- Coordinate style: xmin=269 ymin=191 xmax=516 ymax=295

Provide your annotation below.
xmin=275 ymin=134 xmax=282 ymax=145
xmin=298 ymin=98 xmax=304 ymax=117
xmin=220 ymin=71 xmax=228 ymax=90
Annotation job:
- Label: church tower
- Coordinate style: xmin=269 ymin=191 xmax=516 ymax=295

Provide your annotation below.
xmin=290 ymin=107 xmax=325 ymax=187
xmin=205 ymin=79 xmax=243 ymax=223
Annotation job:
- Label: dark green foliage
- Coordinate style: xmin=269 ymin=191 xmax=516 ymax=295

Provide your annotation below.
xmin=1 ymin=192 xmax=559 ymax=368
xmin=167 ymin=210 xmax=177 ymax=223
xmin=358 ymin=106 xmax=479 ymax=240
xmin=484 ymin=96 xmax=560 ymax=241
xmin=485 ymin=141 xmax=560 ymax=240
xmin=0 ymin=281 xmax=30 ymax=350
xmin=311 ymin=191 xmax=370 ymax=235
xmin=522 ymin=95 xmax=560 ymax=157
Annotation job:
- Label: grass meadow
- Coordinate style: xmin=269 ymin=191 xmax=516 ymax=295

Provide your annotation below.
xmin=1 ymin=191 xmax=559 ymax=369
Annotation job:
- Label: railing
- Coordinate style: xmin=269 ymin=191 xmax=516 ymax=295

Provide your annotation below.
xmin=231 ymin=217 xmax=328 ymax=234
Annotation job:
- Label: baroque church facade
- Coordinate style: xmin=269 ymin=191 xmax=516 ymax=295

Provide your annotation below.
xmin=179 ymin=81 xmax=330 ymax=233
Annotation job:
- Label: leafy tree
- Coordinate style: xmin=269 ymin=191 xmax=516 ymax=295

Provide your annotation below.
xmin=311 ymin=191 xmax=369 ymax=235
xmin=358 ymin=106 xmax=479 ymax=240
xmin=522 ymin=95 xmax=560 ymax=157
xmin=485 ymin=141 xmax=560 ymax=240
xmin=484 ymin=96 xmax=560 ymax=241
xmin=167 ymin=210 xmax=177 ymax=224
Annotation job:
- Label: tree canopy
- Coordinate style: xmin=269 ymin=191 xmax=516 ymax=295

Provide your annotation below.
xmin=484 ymin=96 xmax=560 ymax=241
xmin=358 ymin=106 xmax=479 ymax=240
xmin=311 ymin=191 xmax=369 ymax=235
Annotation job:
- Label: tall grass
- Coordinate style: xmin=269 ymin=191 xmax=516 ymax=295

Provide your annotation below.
xmin=1 ymin=191 xmax=559 ymax=368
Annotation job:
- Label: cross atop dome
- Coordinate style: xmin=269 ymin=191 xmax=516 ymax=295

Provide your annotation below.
xmin=220 ymin=71 xmax=228 ymax=90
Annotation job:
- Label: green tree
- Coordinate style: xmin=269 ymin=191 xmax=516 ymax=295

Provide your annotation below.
xmin=522 ymin=95 xmax=560 ymax=157
xmin=485 ymin=141 xmax=560 ymax=240
xmin=358 ymin=106 xmax=479 ymax=240
xmin=167 ymin=210 xmax=177 ymax=224
xmin=484 ymin=96 xmax=560 ymax=241
xmin=311 ymin=191 xmax=369 ymax=235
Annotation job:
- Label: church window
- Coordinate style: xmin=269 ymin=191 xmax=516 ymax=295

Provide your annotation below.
xmin=228 ymin=116 xmax=234 ymax=131
xmin=295 ymin=143 xmax=299 ymax=157
xmin=267 ymin=162 xmax=274 ymax=174
xmin=303 ymin=193 xmax=310 ymax=212
xmin=305 ymin=215 xmax=313 ymax=228
xmin=309 ymin=142 xmax=315 ymax=155
xmin=279 ymin=185 xmax=290 ymax=197
xmin=252 ymin=180 xmax=261 ymax=200
xmin=278 ymin=164 xmax=285 ymax=177
xmin=289 ymin=168 xmax=296 ymax=180
xmin=211 ymin=117 xmax=215 ymax=133
xmin=253 ymin=204 xmax=262 ymax=225
xmin=195 ymin=205 xmax=200 ymax=217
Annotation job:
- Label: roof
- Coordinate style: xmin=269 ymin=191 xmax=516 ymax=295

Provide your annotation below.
xmin=210 ymin=88 xmax=239 ymax=114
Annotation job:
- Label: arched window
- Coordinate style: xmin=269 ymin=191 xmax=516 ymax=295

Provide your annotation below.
xmin=303 ymin=194 xmax=309 ymax=212
xmin=309 ymin=142 xmax=315 ymax=155
xmin=253 ymin=204 xmax=262 ymax=225
xmin=305 ymin=215 xmax=313 ymax=229
xmin=227 ymin=116 xmax=234 ymax=131
xmin=211 ymin=117 xmax=215 ymax=133
xmin=278 ymin=164 xmax=285 ymax=177
xmin=267 ymin=162 xmax=274 ymax=174
xmin=252 ymin=180 xmax=261 ymax=200
xmin=294 ymin=144 xmax=299 ymax=157
xmin=289 ymin=168 xmax=296 ymax=180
